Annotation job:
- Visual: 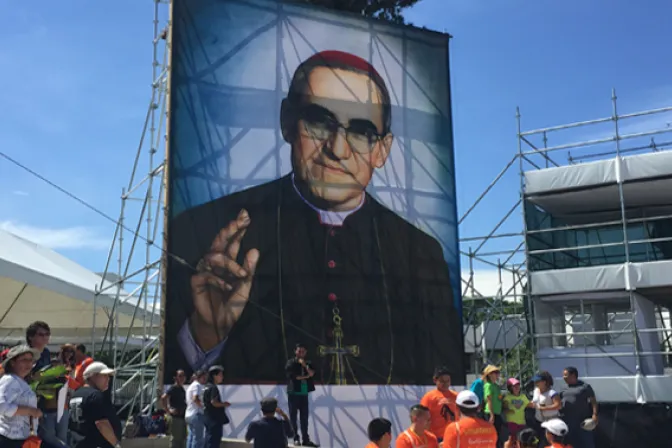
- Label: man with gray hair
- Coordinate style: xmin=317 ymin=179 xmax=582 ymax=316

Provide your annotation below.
xmin=69 ymin=362 xmax=122 ymax=448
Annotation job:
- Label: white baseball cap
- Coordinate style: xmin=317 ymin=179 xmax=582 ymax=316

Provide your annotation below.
xmin=455 ymin=390 xmax=480 ymax=409
xmin=541 ymin=418 xmax=569 ymax=437
xmin=83 ymin=361 xmax=115 ymax=379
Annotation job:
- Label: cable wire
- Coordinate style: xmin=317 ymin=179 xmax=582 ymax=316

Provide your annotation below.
xmin=0 ymin=150 xmax=435 ymax=390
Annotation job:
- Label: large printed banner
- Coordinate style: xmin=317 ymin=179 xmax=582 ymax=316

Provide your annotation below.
xmin=164 ymin=0 xmax=464 ymax=386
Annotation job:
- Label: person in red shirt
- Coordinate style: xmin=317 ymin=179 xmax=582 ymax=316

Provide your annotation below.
xmin=443 ymin=390 xmax=498 ymax=448
xmin=420 ymin=366 xmax=459 ymax=442
xmin=541 ymin=419 xmax=572 ymax=448
xmin=365 ymin=418 xmax=392 ymax=448
xmin=396 ymin=404 xmax=439 ymax=448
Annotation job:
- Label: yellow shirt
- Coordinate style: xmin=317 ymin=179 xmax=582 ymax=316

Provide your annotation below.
xmin=503 ymin=393 xmax=529 ymax=425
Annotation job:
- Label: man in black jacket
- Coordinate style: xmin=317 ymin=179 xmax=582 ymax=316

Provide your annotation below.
xmin=245 ymin=397 xmax=294 ymax=447
xmin=164 ymin=50 xmax=464 ymax=386
xmin=285 ymin=344 xmax=318 ymax=447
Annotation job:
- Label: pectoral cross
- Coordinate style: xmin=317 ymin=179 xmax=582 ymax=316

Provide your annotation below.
xmin=318 ymin=313 xmax=359 ymax=385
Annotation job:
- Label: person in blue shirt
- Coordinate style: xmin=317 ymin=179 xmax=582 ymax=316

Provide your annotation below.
xmin=470 ymin=365 xmax=491 ymax=404
xmin=470 ymin=377 xmax=483 ymax=403
xmin=470 ymin=365 xmax=496 ymax=420
xmin=245 ymin=397 xmax=294 ymax=448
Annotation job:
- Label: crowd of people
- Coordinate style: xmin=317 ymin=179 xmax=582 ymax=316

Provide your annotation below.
xmin=161 ymin=343 xmax=321 ymax=448
xmin=0 ymin=323 xmax=598 ymax=448
xmin=161 ymin=346 xmax=598 ymax=448
xmin=0 ymin=321 xmax=122 ymax=448
xmin=361 ymin=365 xmax=598 ymax=448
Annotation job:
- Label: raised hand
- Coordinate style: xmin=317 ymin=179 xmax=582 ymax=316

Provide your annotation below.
xmin=189 ymin=209 xmax=260 ymax=351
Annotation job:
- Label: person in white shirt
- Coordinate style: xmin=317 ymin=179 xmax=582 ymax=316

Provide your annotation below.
xmin=0 ymin=345 xmax=43 ymax=446
xmin=530 ymin=371 xmax=562 ymax=446
xmin=185 ymin=370 xmax=207 ymax=448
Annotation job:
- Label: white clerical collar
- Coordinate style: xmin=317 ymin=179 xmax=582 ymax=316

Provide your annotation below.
xmin=291 ymin=173 xmax=364 ymax=227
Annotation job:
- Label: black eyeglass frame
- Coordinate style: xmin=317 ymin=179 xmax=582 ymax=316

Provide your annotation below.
xmin=292 ymin=102 xmax=388 ymax=154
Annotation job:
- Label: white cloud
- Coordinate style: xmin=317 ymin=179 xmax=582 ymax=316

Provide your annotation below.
xmin=0 ymin=221 xmax=110 ymax=250
xmin=12 ymin=191 xmax=29 ymax=196
xmin=461 ymin=269 xmax=524 ymax=300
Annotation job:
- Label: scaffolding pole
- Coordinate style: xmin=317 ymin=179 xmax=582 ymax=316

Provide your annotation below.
xmin=517 ymin=89 xmax=672 ymax=388
xmin=94 ymin=0 xmax=169 ymax=416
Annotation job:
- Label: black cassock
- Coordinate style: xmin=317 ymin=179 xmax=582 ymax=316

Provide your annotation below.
xmin=164 ymin=174 xmax=464 ymax=385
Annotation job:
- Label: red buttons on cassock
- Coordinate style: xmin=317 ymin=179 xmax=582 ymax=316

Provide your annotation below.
xmin=328 ymin=293 xmax=337 ymax=302
xmin=329 ymin=229 xmax=336 ymax=237
xmin=327 ymin=260 xmax=336 ymax=269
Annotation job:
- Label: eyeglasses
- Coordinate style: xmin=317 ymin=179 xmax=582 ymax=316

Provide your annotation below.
xmin=297 ymin=104 xmax=384 ymax=154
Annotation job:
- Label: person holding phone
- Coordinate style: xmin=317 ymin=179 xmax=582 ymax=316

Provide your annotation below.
xmin=285 ymin=344 xmax=318 ymax=447
xmin=245 ymin=397 xmax=294 ymax=447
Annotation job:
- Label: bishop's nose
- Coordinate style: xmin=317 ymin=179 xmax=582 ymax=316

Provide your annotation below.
xmin=324 ymin=127 xmax=353 ymax=161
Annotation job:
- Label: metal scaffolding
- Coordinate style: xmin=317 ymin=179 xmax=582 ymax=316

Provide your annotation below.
xmin=92 ymin=0 xmax=170 ymax=417
xmin=458 ymin=147 xmax=542 ymax=381
xmin=518 ymin=90 xmax=672 ymax=379
xmin=90 ymin=1 xmax=672 ymax=417
xmin=457 ymin=90 xmax=672 ymax=384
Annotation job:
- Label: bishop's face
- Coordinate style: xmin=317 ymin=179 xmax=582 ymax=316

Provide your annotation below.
xmin=290 ymin=66 xmax=393 ymax=212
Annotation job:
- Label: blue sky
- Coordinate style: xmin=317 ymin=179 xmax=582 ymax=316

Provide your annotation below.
xmin=1 ymin=0 xmax=671 ymax=296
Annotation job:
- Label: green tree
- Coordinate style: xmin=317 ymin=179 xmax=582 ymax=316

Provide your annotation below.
xmin=296 ymin=0 xmax=422 ymax=24
xmin=501 ymin=341 xmax=536 ymax=382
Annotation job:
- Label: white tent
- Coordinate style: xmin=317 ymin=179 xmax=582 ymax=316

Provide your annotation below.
xmin=0 ymin=228 xmax=160 ymax=345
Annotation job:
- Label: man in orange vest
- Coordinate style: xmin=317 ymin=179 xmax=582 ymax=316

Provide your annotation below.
xmin=443 ymin=390 xmax=498 ymax=448
xmin=68 ymin=344 xmax=94 ymax=391
xmin=365 ymin=418 xmax=392 ymax=448
xmin=420 ymin=366 xmax=459 ymax=443
xmin=396 ymin=405 xmax=439 ymax=448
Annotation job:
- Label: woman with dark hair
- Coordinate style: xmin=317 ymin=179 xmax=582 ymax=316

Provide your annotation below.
xmin=530 ymin=371 xmax=562 ymax=446
xmin=58 ymin=345 xmax=76 ymax=373
xmin=0 ymin=346 xmax=43 ymax=448
xmin=202 ymin=365 xmax=230 ymax=448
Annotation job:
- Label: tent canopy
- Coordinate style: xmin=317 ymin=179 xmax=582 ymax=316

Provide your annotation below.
xmin=0 ymin=228 xmax=160 ymax=342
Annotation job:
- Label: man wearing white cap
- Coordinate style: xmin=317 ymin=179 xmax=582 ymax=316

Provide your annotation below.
xmin=541 ymin=418 xmax=571 ymax=448
xmin=69 ymin=362 xmax=122 ymax=448
xmin=442 ymin=390 xmax=498 ymax=448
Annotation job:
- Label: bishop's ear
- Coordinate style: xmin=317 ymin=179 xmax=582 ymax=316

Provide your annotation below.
xmin=280 ymin=99 xmax=296 ymax=144
xmin=373 ymin=133 xmax=394 ymax=169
